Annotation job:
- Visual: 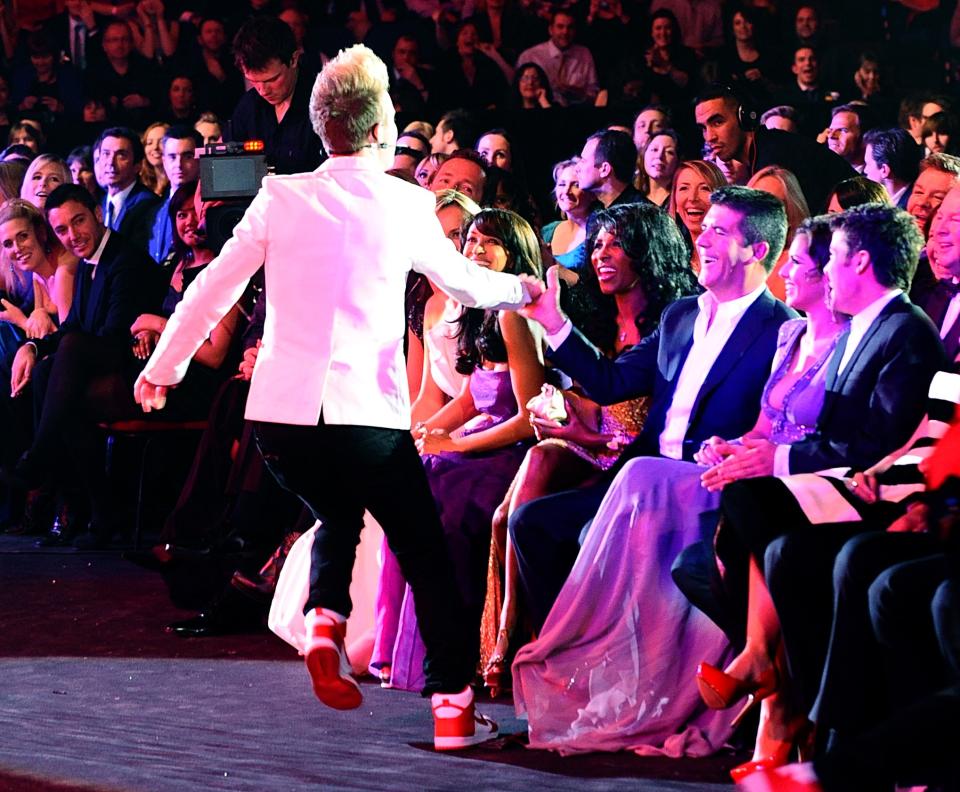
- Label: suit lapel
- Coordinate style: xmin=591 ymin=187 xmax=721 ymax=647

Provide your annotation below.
xmin=824 ymin=328 xmax=849 ymax=391
xmin=833 ymin=296 xmax=907 ymax=393
xmin=688 ymin=291 xmax=773 ymax=421
xmin=664 ymin=304 xmax=698 ymax=383
xmin=83 ymin=235 xmax=116 ymax=329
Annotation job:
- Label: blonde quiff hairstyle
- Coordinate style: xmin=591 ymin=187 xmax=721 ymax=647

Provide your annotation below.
xmin=310 ymin=45 xmax=392 ymax=155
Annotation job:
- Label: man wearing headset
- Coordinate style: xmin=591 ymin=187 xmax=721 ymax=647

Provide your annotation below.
xmin=695 ymin=84 xmax=854 ymax=213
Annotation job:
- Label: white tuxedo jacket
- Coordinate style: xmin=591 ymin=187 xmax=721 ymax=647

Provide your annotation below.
xmin=141 ymin=156 xmax=528 ymax=428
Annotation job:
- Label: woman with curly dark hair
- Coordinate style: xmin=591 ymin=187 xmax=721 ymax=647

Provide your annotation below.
xmin=379 ymin=208 xmax=546 ymax=692
xmin=480 ymin=202 xmax=699 ymax=696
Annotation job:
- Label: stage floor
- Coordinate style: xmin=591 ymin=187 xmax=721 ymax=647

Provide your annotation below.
xmin=0 ymin=536 xmax=738 ymax=791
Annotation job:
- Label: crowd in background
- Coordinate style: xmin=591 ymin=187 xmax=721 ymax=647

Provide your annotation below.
xmin=1 ymin=1 xmax=960 ymax=790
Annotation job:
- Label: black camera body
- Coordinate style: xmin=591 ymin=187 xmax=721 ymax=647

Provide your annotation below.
xmin=198 ymin=142 xmax=270 ymax=252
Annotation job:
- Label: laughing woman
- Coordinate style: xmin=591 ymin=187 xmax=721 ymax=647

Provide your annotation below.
xmin=384 ymin=208 xmax=545 ymax=691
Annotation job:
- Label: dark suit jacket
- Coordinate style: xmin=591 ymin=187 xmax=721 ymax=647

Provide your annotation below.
xmin=787 ymin=294 xmax=946 ymax=473
xmin=43 ymin=12 xmax=107 ymax=72
xmin=33 ymin=232 xmax=166 ymax=360
xmin=549 ymin=289 xmax=797 ymax=464
xmin=106 ymin=181 xmax=162 ymax=255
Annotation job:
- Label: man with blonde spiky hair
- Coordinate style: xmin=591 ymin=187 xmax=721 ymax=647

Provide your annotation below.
xmin=133 ymin=43 xmax=529 ymax=750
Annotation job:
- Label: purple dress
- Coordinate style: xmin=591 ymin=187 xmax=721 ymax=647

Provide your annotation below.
xmin=387 ymin=368 xmax=531 ymax=692
xmin=512 ymin=319 xmax=836 ymax=756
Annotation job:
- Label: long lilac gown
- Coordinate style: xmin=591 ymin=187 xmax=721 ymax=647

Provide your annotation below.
xmin=512 ymin=319 xmax=837 ymax=756
xmin=389 ymin=367 xmax=530 ymax=691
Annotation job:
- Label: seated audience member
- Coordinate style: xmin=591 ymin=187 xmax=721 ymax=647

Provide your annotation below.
xmin=747 ymin=166 xmax=811 ymax=300
xmin=0 ymin=200 xmax=78 ymax=342
xmin=391 ymin=130 xmax=430 ymax=177
xmin=436 ymin=21 xmax=508 ymax=112
xmin=415 ymin=153 xmax=447 ymax=189
xmin=898 ymin=91 xmax=930 ymax=146
xmin=11 ymin=31 xmax=84 ymax=127
xmin=483 ymin=202 xmax=697 ymax=698
xmin=148 ymin=125 xmax=202 ymax=265
xmin=668 ymin=159 xmax=727 ymax=273
xmin=633 ymin=104 xmax=670 ymax=152
xmin=95 ymin=126 xmax=163 ymax=253
xmin=733 ymin=373 xmax=960 ymax=792
xmin=777 ymin=46 xmax=838 ymax=138
xmin=825 ymin=175 xmax=890 ymax=213
xmin=140 ymin=122 xmax=169 ymax=197
xmin=509 ymin=186 xmax=796 ymax=634
xmin=717 ymin=6 xmax=781 ymax=107
xmin=917 ymin=184 xmax=960 ymax=368
xmin=130 ymin=182 xmax=247 ymax=412
xmin=194 ymin=112 xmax=222 ymax=145
xmin=2 ymin=184 xmax=165 ymax=547
xmin=229 ymin=15 xmax=323 ymax=175
xmin=640 ymin=9 xmax=698 ymax=107
xmin=822 ymin=104 xmax=871 ymax=174
xmin=88 ymin=19 xmax=157 ymax=129
xmin=162 ymin=73 xmax=198 ymax=125
xmin=429 ymin=109 xmax=474 ymax=155
xmin=863 ymin=127 xmax=923 ymax=209
xmin=20 ymin=155 xmax=70 ymax=211
xmin=638 ymin=128 xmax=679 ymax=207
xmin=188 ymin=17 xmax=245 ymax=121
xmin=7 ymin=122 xmax=42 ymax=155
xmin=541 ymin=157 xmax=599 ymax=272
xmin=846 ymin=51 xmax=896 ymax=124
xmin=922 ymin=110 xmax=959 ymax=156
xmin=689 ymin=204 xmax=946 ymax=761
xmin=44 ymin=0 xmax=105 ymax=74
xmin=651 ymin=0 xmax=724 ymax=54
xmin=389 ymin=35 xmax=437 ymax=118
xmin=66 ymin=146 xmax=102 ymax=203
xmin=429 ymin=149 xmax=487 ymax=201
xmin=577 ymin=129 xmax=646 ymax=211
xmin=759 ymin=106 xmax=800 ymax=135
xmin=508 ymin=63 xmax=553 ymax=110
xmin=382 ymin=208 xmax=546 ymax=692
xmin=512 ymin=216 xmax=840 ymax=756
xmin=130 ymin=0 xmax=180 ymax=64
xmin=905 ymin=153 xmax=960 ymax=238
xmin=476 ymin=129 xmax=513 ymax=172
xmin=695 ymin=85 xmax=854 ymax=213
xmin=485 ymin=168 xmax=540 ymax=232
xmin=515 ymin=11 xmax=598 ymax=107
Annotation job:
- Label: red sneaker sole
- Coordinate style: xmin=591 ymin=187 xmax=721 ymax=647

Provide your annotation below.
xmin=305 ymin=647 xmax=363 ymax=710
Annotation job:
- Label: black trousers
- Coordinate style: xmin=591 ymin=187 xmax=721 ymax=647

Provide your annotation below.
xmin=255 ymin=420 xmax=474 ymax=696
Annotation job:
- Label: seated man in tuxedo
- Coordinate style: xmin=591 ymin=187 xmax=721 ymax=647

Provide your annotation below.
xmin=698 ymin=203 xmax=946 ymax=721
xmin=4 ymin=183 xmax=165 ymax=546
xmin=95 ymin=126 xmax=162 ymax=254
xmin=512 ymin=186 xmax=796 ymax=631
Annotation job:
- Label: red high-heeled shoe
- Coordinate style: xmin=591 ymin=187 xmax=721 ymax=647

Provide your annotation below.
xmin=695 ymin=661 xmax=778 ymax=727
xmin=730 ymin=721 xmax=815 ymax=782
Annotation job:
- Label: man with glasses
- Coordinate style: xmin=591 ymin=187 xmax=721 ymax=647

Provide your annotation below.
xmin=229 ymin=15 xmax=323 ymax=174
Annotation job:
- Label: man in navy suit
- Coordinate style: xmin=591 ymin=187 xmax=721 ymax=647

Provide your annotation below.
xmin=95 ymin=126 xmax=162 ymax=254
xmin=704 ymin=203 xmax=946 ymax=719
xmin=512 ymin=186 xmax=797 ymax=631
xmin=5 ymin=184 xmax=165 ymax=546
xmin=863 ymin=127 xmax=923 ymax=210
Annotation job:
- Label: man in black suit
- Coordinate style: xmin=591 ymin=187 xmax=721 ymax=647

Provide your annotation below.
xmin=706 ymin=203 xmax=946 ymax=718
xmin=512 ymin=187 xmax=796 ymax=631
xmin=863 ymin=127 xmax=923 ymax=210
xmin=95 ymin=126 xmax=162 ymax=254
xmin=44 ymin=0 xmax=106 ymax=73
xmin=6 ymin=184 xmax=165 ymax=546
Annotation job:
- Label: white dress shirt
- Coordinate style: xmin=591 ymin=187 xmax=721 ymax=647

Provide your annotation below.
xmin=105 ymin=182 xmax=136 ymax=231
xmin=658 ymin=284 xmax=767 ymax=459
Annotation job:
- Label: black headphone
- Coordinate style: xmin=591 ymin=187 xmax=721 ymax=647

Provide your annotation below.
xmin=709 ymin=84 xmax=759 ymax=131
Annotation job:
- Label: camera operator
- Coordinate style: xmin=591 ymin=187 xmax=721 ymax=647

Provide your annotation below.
xmin=228 ymin=15 xmax=323 ymax=175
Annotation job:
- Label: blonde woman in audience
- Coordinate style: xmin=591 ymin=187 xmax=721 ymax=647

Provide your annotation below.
xmin=540 ymin=157 xmax=599 ymax=272
xmin=668 ymin=159 xmax=726 ymax=274
xmin=20 ymin=155 xmax=70 ymax=210
xmin=747 ymin=165 xmax=810 ymax=301
xmin=140 ymin=121 xmax=169 ymax=196
xmin=0 ymin=199 xmax=78 ymax=344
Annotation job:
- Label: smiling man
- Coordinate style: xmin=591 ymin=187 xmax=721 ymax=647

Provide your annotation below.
xmin=905 ymin=153 xmax=960 ymax=238
xmin=3 ymin=183 xmax=164 ymax=546
xmin=511 ymin=188 xmax=795 ymax=630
